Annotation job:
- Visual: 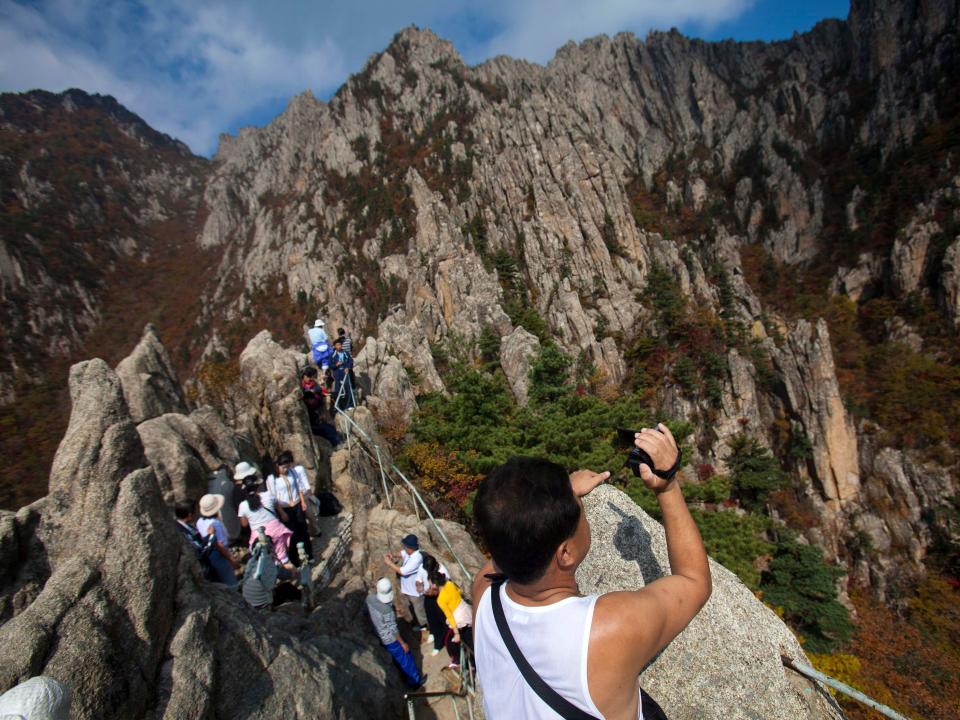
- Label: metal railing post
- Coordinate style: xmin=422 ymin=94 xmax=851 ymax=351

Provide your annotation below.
xmin=375 ymin=446 xmax=392 ymax=508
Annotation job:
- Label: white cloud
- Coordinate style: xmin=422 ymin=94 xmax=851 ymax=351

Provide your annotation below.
xmin=0 ymin=0 xmax=756 ymax=156
xmin=480 ymin=0 xmax=755 ymax=62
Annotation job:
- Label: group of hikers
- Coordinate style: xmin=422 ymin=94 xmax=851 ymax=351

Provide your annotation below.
xmin=305 ymin=319 xmax=356 ymax=413
xmin=174 ymin=451 xmax=341 ymax=608
xmin=367 ymin=533 xmax=476 ymax=690
xmin=174 ymin=312 xmax=713 ymax=719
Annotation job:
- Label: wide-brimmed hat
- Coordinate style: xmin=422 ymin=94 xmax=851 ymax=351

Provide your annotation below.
xmin=315 ymin=319 xmax=325 ymax=327
xmin=199 ymin=493 xmax=225 ymax=517
xmin=401 ymin=534 xmax=419 ymax=550
xmin=234 ymin=461 xmax=258 ymax=480
xmin=376 ymin=577 xmax=394 ymax=603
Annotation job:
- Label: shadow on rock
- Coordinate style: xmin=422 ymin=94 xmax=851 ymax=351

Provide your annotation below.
xmin=609 ymin=502 xmax=664 ymax=585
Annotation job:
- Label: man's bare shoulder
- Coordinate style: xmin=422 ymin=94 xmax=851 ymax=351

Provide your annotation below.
xmin=591 ymin=589 xmax=667 ymax=667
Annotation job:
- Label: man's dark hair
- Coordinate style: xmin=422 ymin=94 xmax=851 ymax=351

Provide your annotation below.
xmin=338 ymin=328 xmax=346 ymax=336
xmin=302 ymin=366 xmax=318 ymax=378
xmin=174 ymin=501 xmax=195 ymax=520
xmin=333 ymin=337 xmax=343 ymax=345
xmin=474 ymin=456 xmax=580 ymax=584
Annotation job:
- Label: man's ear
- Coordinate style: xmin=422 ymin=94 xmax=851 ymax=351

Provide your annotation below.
xmin=556 ymin=539 xmax=577 ymax=571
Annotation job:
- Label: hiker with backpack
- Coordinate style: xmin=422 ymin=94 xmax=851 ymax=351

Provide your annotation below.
xmin=331 ymin=336 xmax=355 ymax=410
xmin=196 ymin=493 xmax=241 ymax=586
xmin=236 ymin=478 xmax=295 ymax=570
xmin=308 ymin=319 xmax=332 ymax=370
xmin=174 ymin=500 xmax=220 ymax=582
xmin=266 ymin=450 xmax=315 ymax=563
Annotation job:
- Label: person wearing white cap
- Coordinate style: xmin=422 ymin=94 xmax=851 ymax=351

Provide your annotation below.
xmin=308 ymin=319 xmax=332 ymax=370
xmin=366 ymin=578 xmax=425 ymax=689
xmin=196 ymin=494 xmax=240 ymax=586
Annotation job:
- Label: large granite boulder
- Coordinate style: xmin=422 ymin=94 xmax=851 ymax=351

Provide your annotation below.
xmin=578 ymin=484 xmax=843 ymax=720
xmin=238 ymin=331 xmax=328 ymax=485
xmin=499 ymin=326 xmax=541 ymax=406
xmin=115 ymin=324 xmax=188 ymax=423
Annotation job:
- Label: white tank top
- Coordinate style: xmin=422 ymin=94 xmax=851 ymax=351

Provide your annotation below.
xmin=475 ymin=583 xmax=644 ymax=720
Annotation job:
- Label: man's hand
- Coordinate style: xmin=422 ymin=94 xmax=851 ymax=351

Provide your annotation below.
xmin=278 ymin=508 xmax=289 ymax=523
xmin=399 ymin=639 xmax=409 ymax=653
xmin=569 ymin=469 xmax=610 ymax=497
xmin=634 ymin=423 xmax=680 ymax=493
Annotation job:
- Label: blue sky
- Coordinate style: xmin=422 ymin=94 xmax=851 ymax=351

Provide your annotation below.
xmin=0 ymin=0 xmax=849 ymax=156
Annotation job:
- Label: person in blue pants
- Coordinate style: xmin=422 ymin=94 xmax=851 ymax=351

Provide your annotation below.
xmin=331 ymin=337 xmax=355 ymax=410
xmin=367 ymin=578 xmax=426 ymax=689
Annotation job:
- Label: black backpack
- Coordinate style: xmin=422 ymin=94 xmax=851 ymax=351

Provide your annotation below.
xmin=177 ymin=522 xmax=218 ymax=581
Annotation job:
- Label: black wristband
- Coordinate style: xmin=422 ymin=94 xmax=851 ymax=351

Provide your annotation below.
xmin=653 ymin=448 xmax=682 ymax=481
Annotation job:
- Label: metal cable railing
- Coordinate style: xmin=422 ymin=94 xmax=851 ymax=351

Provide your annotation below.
xmin=330 ymin=380 xmax=472 ymax=583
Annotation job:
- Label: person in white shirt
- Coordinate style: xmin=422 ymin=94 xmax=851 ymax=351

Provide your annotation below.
xmin=308 ymin=319 xmax=332 ymax=370
xmin=383 ymin=534 xmax=429 ymax=635
xmin=196 ymin=493 xmax=241 ymax=586
xmin=266 ymin=450 xmax=313 ymax=565
xmin=471 ymin=426 xmax=711 ymax=720
xmin=236 ymin=478 xmax=295 ymax=570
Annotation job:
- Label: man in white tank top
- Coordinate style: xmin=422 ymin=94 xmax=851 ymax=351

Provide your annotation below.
xmin=472 ymin=424 xmax=712 ymax=720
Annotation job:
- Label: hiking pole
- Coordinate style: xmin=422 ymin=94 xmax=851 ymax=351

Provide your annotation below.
xmin=781 ymin=655 xmax=913 ymax=720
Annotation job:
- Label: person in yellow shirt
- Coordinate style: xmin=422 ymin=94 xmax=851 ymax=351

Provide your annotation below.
xmin=429 ymin=564 xmax=474 ymax=670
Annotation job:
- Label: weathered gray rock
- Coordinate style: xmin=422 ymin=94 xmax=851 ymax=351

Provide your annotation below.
xmin=770 ymin=320 xmax=860 ymax=506
xmin=829 ymin=252 xmax=882 ymax=302
xmin=499 ymin=326 xmax=541 ymax=405
xmin=0 ymin=353 xmax=406 ymax=720
xmin=238 ymin=331 xmax=328 ymax=486
xmin=890 ymin=219 xmax=939 ymax=296
xmin=578 ymin=485 xmax=843 ymax=720
xmin=355 ymin=337 xmax=418 ymax=424
xmin=115 ymin=324 xmax=188 ymax=423
xmin=939 ymin=236 xmax=960 ymax=328
xmin=136 ymin=414 xmax=211 ymax=505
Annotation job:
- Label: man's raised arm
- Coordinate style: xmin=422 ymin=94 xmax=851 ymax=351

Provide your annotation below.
xmin=594 ymin=423 xmax=711 ymax=673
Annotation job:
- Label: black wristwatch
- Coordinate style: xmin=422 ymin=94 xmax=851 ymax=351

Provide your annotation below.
xmin=653 ymin=448 xmax=682 ymax=481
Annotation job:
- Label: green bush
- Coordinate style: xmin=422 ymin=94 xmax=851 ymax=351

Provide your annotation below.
xmin=760 ymin=535 xmax=852 ymax=652
xmin=727 ymin=434 xmax=788 ymax=510
xmin=529 ymin=342 xmax=572 ymax=404
xmin=691 ymin=509 xmax=772 ymax=590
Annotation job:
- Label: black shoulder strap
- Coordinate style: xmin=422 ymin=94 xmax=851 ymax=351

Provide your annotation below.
xmin=489 ymin=580 xmax=599 ymax=720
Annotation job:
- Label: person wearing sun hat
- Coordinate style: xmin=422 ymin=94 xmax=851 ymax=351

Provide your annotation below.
xmin=366 ymin=577 xmax=426 ymax=689
xmin=196 ymin=493 xmax=241 ymax=586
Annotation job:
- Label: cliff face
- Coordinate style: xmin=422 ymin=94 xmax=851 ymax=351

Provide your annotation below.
xmin=0 ymin=89 xmax=211 ymax=401
xmin=1 ymin=0 xmax=959 ymax=597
